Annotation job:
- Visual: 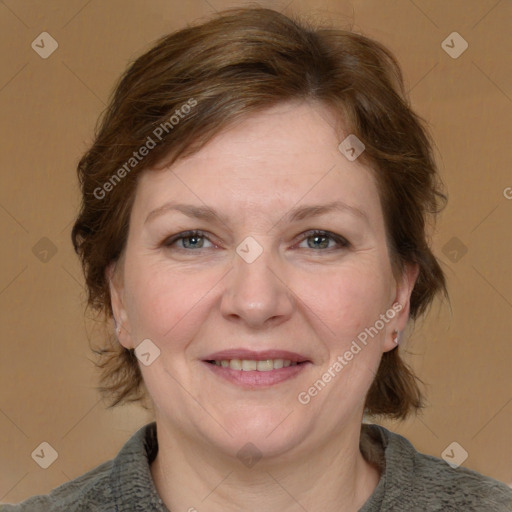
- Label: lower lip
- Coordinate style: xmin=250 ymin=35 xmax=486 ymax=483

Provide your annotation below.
xmin=202 ymin=361 xmax=311 ymax=388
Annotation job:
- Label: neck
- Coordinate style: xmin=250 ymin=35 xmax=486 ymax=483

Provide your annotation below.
xmin=150 ymin=419 xmax=381 ymax=512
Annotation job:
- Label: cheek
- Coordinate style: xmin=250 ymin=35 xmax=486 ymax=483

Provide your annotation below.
xmin=124 ymin=259 xmax=221 ymax=341
xmin=291 ymin=261 xmax=391 ymax=340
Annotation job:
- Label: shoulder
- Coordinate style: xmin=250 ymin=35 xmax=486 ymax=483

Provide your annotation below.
xmin=1 ymin=422 xmax=160 ymax=512
xmin=364 ymin=423 xmax=512 ymax=511
xmin=0 ymin=460 xmax=114 ymax=512
xmin=409 ymin=449 xmax=512 ymax=511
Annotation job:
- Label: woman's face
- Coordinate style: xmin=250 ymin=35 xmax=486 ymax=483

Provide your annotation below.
xmin=110 ymin=100 xmax=417 ymax=458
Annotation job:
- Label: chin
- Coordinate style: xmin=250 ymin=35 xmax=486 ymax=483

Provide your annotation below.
xmin=215 ymin=410 xmax=307 ymax=459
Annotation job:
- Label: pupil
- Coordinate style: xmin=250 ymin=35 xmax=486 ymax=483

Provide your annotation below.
xmin=310 ymin=235 xmax=328 ymax=249
xmin=185 ymin=236 xmax=202 ymax=248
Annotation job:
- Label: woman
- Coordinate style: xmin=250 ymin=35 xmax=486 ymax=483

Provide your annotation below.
xmin=4 ymin=7 xmax=511 ymax=512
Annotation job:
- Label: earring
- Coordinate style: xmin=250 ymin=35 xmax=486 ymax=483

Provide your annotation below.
xmin=392 ymin=329 xmax=400 ymax=344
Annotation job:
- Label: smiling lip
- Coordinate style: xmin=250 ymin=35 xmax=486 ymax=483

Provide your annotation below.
xmin=202 ymin=349 xmax=311 ymax=388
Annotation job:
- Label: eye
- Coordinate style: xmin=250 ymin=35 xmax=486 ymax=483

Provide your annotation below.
xmin=296 ymin=230 xmax=350 ymax=251
xmin=161 ymin=229 xmax=350 ymax=252
xmin=162 ymin=230 xmax=215 ymax=250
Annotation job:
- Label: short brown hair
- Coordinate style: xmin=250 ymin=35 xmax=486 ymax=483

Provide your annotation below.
xmin=71 ymin=7 xmax=447 ymax=418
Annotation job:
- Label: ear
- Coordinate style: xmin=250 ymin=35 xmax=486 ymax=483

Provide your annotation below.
xmin=106 ymin=261 xmax=134 ymax=349
xmin=383 ymin=262 xmax=420 ymax=352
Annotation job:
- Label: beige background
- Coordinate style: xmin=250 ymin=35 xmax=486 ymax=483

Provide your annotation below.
xmin=1 ymin=0 xmax=511 ymax=503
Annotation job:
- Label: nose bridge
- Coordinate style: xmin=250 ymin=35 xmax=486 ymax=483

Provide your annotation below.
xmin=220 ymin=235 xmax=293 ymax=327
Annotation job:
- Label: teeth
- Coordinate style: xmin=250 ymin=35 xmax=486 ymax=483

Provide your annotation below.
xmin=256 ymin=360 xmax=273 ymax=372
xmin=230 ymin=359 xmax=242 ymax=370
xmin=213 ymin=359 xmax=299 ymax=371
xmin=242 ymin=360 xmax=257 ymax=371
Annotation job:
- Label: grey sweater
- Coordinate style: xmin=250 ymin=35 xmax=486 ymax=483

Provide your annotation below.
xmin=2 ymin=422 xmax=511 ymax=511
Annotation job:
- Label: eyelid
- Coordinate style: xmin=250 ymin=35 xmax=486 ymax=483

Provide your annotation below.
xmin=162 ymin=229 xmax=216 ymax=249
xmin=294 ymin=229 xmax=350 ymax=249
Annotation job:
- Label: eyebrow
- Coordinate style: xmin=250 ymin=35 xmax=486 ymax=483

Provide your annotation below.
xmin=144 ymin=200 xmax=369 ymax=226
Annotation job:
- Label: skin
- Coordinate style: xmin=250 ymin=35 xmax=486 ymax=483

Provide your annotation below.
xmin=109 ymin=100 xmax=419 ymax=512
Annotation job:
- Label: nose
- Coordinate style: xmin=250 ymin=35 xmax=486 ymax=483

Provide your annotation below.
xmin=220 ymin=243 xmax=294 ymax=329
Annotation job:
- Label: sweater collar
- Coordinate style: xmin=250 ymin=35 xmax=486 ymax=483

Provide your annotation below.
xmin=109 ymin=422 xmax=169 ymax=511
xmin=107 ymin=421 xmax=407 ymax=511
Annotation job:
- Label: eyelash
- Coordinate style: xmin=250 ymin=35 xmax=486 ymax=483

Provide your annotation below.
xmin=162 ymin=229 xmax=350 ymax=252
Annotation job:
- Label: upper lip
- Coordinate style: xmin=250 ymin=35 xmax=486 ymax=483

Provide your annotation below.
xmin=203 ymin=349 xmax=310 ymax=363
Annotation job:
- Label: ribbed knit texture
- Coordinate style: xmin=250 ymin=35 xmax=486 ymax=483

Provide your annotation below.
xmin=2 ymin=422 xmax=511 ymax=511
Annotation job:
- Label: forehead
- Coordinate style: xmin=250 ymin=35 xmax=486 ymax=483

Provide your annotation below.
xmin=133 ymin=101 xmax=382 ymax=226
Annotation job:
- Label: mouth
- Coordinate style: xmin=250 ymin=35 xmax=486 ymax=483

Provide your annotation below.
xmin=202 ymin=349 xmax=312 ymax=388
